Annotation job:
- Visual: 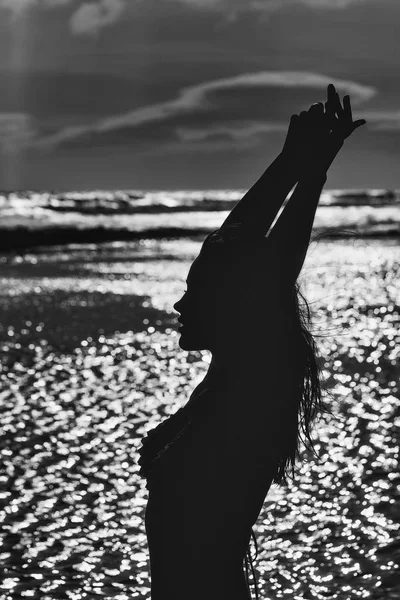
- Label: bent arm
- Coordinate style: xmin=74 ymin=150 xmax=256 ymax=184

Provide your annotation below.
xmin=220 ymin=151 xmax=300 ymax=237
xmin=266 ymin=169 xmax=327 ymax=285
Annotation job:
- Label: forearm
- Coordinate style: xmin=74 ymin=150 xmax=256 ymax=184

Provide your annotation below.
xmin=267 ymin=169 xmax=327 ymax=283
xmin=265 ymin=138 xmax=342 ymax=276
xmin=220 ymin=151 xmax=301 ymax=236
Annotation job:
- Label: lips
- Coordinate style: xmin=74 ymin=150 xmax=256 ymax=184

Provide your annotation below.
xmin=177 ymin=317 xmax=189 ymax=328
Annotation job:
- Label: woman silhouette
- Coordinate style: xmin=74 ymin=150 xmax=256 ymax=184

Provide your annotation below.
xmin=138 ymin=84 xmax=366 ymax=599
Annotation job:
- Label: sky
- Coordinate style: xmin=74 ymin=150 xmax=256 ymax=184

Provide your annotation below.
xmin=1 ymin=0 xmax=400 ymax=191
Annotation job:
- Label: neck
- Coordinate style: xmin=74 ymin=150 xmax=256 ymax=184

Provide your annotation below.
xmin=206 ymin=354 xmax=228 ymax=381
xmin=205 ymin=350 xmax=262 ymax=390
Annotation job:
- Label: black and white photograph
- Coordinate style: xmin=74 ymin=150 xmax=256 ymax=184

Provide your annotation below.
xmin=0 ymin=1 xmax=399 ymax=599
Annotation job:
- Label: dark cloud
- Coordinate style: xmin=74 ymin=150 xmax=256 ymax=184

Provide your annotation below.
xmin=0 ymin=70 xmax=160 ymax=118
xmin=30 ymin=71 xmax=375 ymax=151
xmin=0 ymin=0 xmax=127 ymax=35
xmin=2 ymin=0 xmax=400 ymax=188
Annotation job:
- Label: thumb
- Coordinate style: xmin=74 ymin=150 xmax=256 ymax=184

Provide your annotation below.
xmin=353 ymin=119 xmax=367 ymax=130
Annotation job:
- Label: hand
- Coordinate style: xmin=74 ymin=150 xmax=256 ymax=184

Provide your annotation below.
xmin=325 ymin=83 xmax=367 ymax=144
xmin=281 ymin=110 xmax=318 ymax=160
xmin=281 ymin=102 xmax=332 ymax=169
xmin=282 ymin=86 xmax=367 ymax=173
xmin=311 ymin=84 xmax=367 ymax=171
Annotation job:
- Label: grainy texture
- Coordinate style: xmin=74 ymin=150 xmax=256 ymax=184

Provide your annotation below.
xmin=0 ymin=237 xmax=399 ymax=600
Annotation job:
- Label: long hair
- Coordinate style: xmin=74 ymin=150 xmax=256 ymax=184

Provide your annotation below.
xmin=199 ymin=224 xmax=347 ymax=600
xmin=271 ymin=279 xmax=333 ymax=487
xmin=199 ymin=225 xmax=332 ymax=487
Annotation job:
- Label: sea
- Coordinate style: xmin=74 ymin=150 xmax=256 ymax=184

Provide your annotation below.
xmin=0 ymin=187 xmax=399 ymax=249
xmin=0 ymin=188 xmax=399 ymax=600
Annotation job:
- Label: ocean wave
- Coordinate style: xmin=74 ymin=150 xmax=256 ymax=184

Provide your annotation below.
xmin=0 ymin=189 xmax=399 ymax=250
xmin=1 ymin=188 xmax=399 ymax=219
xmin=0 ymin=221 xmax=399 ymax=252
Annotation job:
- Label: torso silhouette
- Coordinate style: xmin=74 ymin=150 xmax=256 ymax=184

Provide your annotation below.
xmin=137 ymin=231 xmax=303 ymax=598
xmin=138 ymin=327 xmax=299 ymax=599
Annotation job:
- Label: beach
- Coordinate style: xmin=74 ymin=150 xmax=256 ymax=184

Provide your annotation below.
xmin=1 ymin=235 xmax=399 ymax=600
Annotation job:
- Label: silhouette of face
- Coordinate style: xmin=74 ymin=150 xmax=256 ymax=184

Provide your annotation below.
xmin=173 ymin=254 xmax=221 ymax=351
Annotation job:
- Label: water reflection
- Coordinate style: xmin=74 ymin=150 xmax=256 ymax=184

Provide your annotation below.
xmin=0 ymin=238 xmax=399 ymax=599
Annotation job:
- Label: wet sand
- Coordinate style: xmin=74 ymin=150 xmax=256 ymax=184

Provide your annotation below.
xmin=0 ymin=237 xmax=399 ymax=599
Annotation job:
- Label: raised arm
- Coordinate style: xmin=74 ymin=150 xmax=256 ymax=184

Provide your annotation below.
xmin=266 ymin=85 xmax=366 ymax=285
xmin=220 ymin=115 xmax=305 ymax=237
xmin=266 ymin=165 xmax=328 ymax=285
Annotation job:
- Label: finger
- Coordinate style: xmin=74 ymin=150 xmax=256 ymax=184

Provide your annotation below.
xmin=343 ymin=95 xmax=352 ymax=119
xmin=325 ymin=99 xmax=334 ymax=112
xmin=327 ymin=83 xmax=336 ymax=103
xmin=296 ymin=111 xmax=309 ymax=131
xmin=287 ymin=114 xmax=299 ymax=132
xmin=352 ymin=119 xmax=367 ymax=130
xmin=313 ymin=103 xmax=328 ymax=130
xmin=309 ymin=102 xmax=324 ymax=112
xmin=334 ymin=92 xmax=344 ymax=116
xmin=325 ymin=86 xmax=337 ymax=116
xmin=298 ymin=111 xmax=310 ymax=125
xmin=308 ymin=103 xmax=323 ymax=122
xmin=324 ymin=102 xmax=337 ymax=128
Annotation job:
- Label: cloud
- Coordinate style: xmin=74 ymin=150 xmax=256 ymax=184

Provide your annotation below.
xmin=70 ymin=0 xmax=126 ymax=35
xmin=0 ymin=0 xmax=70 ymax=16
xmin=173 ymin=121 xmax=288 ymax=153
xmin=0 ymin=0 xmax=377 ymax=37
xmin=0 ymin=0 xmax=127 ymax=34
xmin=175 ymin=0 xmax=381 ymax=25
xmin=32 ymin=71 xmax=377 ymax=150
xmin=176 ymin=121 xmax=287 ymax=143
xmin=0 ymin=0 xmax=371 ymax=22
xmin=0 ymin=0 xmax=35 ymax=14
xmin=355 ymin=110 xmax=400 ymax=131
xmin=0 ymin=113 xmax=38 ymax=154
xmin=176 ymin=0 xmax=373 ymax=14
xmin=298 ymin=0 xmax=368 ymax=6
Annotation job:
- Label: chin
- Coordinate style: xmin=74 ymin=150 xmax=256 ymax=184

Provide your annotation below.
xmin=178 ymin=329 xmax=209 ymax=351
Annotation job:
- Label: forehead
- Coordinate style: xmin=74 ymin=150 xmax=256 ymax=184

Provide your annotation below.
xmin=187 ymin=253 xmax=220 ymax=284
